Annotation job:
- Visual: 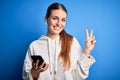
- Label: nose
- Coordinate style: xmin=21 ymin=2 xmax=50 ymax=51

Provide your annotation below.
xmin=56 ymin=20 xmax=61 ymax=26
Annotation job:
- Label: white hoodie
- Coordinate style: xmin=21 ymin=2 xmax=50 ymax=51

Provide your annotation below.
xmin=22 ymin=35 xmax=95 ymax=80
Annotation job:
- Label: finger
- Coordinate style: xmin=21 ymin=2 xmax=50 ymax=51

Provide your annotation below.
xmin=92 ymin=36 xmax=95 ymax=40
xmin=90 ymin=36 xmax=95 ymax=41
xmin=93 ymin=40 xmax=96 ymax=44
xmin=43 ymin=64 xmax=49 ymax=71
xmin=91 ymin=39 xmax=96 ymax=45
xmin=90 ymin=29 xmax=93 ymax=37
xmin=35 ymin=60 xmax=39 ymax=69
xmin=37 ymin=67 xmax=43 ymax=72
xmin=32 ymin=60 xmax=37 ymax=69
xmin=86 ymin=29 xmax=89 ymax=40
xmin=38 ymin=64 xmax=49 ymax=72
xmin=39 ymin=62 xmax=46 ymax=68
xmin=33 ymin=63 xmax=36 ymax=68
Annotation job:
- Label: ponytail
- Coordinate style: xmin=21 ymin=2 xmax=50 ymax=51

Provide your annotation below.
xmin=59 ymin=30 xmax=73 ymax=70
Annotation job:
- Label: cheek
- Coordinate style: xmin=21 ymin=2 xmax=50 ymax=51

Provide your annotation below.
xmin=48 ymin=20 xmax=56 ymax=26
xmin=48 ymin=22 xmax=54 ymax=29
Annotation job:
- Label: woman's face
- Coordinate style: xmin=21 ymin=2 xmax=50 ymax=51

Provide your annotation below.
xmin=46 ymin=9 xmax=67 ymax=36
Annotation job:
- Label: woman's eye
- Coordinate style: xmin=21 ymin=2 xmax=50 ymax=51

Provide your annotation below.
xmin=53 ymin=17 xmax=57 ymax=20
xmin=62 ymin=19 xmax=66 ymax=22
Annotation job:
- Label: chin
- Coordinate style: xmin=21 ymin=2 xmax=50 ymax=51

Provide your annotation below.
xmin=53 ymin=32 xmax=60 ymax=35
xmin=53 ymin=29 xmax=62 ymax=33
xmin=52 ymin=31 xmax=61 ymax=35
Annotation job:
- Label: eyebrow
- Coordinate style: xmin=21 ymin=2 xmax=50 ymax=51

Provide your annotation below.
xmin=50 ymin=16 xmax=66 ymax=19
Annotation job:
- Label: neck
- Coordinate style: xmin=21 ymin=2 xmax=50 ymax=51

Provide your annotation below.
xmin=47 ymin=32 xmax=59 ymax=39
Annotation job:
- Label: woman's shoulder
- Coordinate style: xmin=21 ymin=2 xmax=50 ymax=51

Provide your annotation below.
xmin=72 ymin=36 xmax=82 ymax=49
xmin=29 ymin=35 xmax=48 ymax=47
xmin=72 ymin=37 xmax=79 ymax=44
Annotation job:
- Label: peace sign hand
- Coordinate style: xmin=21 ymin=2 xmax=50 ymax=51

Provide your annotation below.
xmin=83 ymin=29 xmax=96 ymax=58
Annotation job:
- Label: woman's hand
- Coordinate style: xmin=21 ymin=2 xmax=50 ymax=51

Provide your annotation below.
xmin=84 ymin=29 xmax=96 ymax=58
xmin=31 ymin=60 xmax=49 ymax=80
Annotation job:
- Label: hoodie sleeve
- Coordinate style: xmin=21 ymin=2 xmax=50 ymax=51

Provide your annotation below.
xmin=22 ymin=45 xmax=34 ymax=80
xmin=71 ymin=37 xmax=96 ymax=80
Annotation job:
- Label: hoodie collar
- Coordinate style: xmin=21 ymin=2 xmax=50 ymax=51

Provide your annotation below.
xmin=39 ymin=35 xmax=60 ymax=41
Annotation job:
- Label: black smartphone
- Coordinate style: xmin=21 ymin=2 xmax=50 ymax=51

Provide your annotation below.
xmin=31 ymin=55 xmax=44 ymax=67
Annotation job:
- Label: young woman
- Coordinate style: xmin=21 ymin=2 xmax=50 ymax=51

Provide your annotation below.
xmin=22 ymin=3 xmax=96 ymax=80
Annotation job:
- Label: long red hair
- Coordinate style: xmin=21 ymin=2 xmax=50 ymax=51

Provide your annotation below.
xmin=59 ymin=30 xmax=73 ymax=70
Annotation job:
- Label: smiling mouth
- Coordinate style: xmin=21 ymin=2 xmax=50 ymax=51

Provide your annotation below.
xmin=54 ymin=26 xmax=61 ymax=31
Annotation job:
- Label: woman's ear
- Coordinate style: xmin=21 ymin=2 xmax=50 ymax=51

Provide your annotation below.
xmin=45 ymin=16 xmax=48 ymax=24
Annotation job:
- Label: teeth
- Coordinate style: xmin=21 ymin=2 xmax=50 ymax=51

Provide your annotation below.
xmin=54 ymin=26 xmax=61 ymax=30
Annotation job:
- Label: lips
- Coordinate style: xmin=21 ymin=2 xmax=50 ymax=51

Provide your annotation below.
xmin=54 ymin=26 xmax=61 ymax=31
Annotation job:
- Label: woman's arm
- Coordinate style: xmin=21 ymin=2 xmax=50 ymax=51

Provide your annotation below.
xmin=22 ymin=43 xmax=49 ymax=80
xmin=71 ymin=37 xmax=96 ymax=79
xmin=22 ymin=47 xmax=34 ymax=80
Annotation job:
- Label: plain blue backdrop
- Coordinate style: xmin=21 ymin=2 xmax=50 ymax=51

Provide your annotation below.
xmin=0 ymin=0 xmax=120 ymax=80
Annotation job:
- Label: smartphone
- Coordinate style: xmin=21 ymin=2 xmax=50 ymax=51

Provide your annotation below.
xmin=31 ymin=55 xmax=44 ymax=67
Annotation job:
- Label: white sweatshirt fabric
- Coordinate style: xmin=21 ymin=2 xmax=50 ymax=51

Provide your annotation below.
xmin=22 ymin=35 xmax=96 ymax=80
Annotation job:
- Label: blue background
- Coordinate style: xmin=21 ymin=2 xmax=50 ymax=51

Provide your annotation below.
xmin=0 ymin=0 xmax=120 ymax=80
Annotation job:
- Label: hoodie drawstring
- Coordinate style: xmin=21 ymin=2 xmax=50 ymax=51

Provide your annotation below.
xmin=47 ymin=39 xmax=52 ymax=75
xmin=54 ymin=40 xmax=57 ymax=75
xmin=47 ymin=39 xmax=57 ymax=76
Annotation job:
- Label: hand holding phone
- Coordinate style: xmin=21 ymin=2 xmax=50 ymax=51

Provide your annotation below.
xmin=31 ymin=55 xmax=44 ymax=67
xmin=31 ymin=55 xmax=49 ymax=80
